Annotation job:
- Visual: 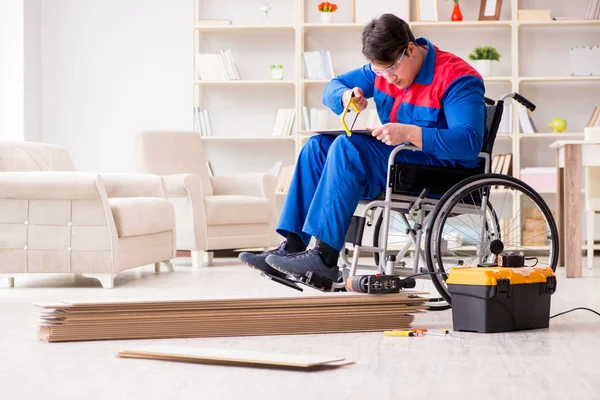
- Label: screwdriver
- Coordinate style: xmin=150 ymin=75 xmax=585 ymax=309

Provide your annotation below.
xmin=383 ymin=330 xmax=415 ymax=337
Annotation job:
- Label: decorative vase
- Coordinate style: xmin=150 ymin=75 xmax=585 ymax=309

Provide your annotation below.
xmin=319 ymin=12 xmax=333 ymax=23
xmin=472 ymin=60 xmax=494 ymax=77
xmin=451 ymin=2 xmax=463 ymax=21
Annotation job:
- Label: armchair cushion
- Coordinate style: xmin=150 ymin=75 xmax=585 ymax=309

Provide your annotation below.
xmin=204 ymin=195 xmax=271 ymax=226
xmin=109 ymin=197 xmax=175 ymax=237
xmin=210 ymin=174 xmax=276 ymax=199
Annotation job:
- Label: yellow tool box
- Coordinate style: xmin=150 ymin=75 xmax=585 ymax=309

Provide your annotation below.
xmin=447 ymin=266 xmax=557 ymax=333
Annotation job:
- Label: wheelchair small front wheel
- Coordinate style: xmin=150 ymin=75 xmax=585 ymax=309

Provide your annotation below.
xmin=425 ymin=173 xmax=559 ymax=304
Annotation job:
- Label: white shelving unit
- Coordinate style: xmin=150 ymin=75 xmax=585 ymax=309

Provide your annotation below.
xmin=193 ymin=0 xmax=600 ymax=244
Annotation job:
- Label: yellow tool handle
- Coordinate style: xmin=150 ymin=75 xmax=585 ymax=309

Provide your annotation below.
xmin=383 ymin=330 xmax=415 ymax=337
xmin=340 ymin=92 xmax=361 ymax=137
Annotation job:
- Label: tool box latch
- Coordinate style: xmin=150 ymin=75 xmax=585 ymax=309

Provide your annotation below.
xmin=544 ymin=275 xmax=557 ymax=295
xmin=496 ymin=278 xmax=510 ymax=297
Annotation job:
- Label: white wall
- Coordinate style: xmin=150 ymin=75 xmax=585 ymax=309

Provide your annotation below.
xmin=0 ymin=0 xmax=25 ymax=141
xmin=24 ymin=0 xmax=42 ymax=142
xmin=41 ymin=0 xmax=192 ymax=172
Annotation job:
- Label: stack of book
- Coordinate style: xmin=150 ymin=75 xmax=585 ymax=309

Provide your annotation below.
xmin=36 ymin=294 xmax=427 ymax=343
xmin=194 ymin=108 xmax=212 ymax=136
xmin=491 ymin=153 xmax=512 ymax=176
xmin=302 ymin=51 xmax=335 ymax=80
xmin=585 ymin=0 xmax=600 ymax=19
xmin=195 ymin=50 xmax=240 ymax=81
xmin=272 ymin=108 xmax=296 ymax=136
xmin=302 ymin=107 xmax=329 ymax=130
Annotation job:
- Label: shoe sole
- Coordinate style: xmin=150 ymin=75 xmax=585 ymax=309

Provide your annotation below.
xmin=240 ymin=258 xmax=288 ymax=279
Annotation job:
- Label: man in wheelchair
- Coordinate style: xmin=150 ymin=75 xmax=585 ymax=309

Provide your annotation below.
xmin=240 ymin=13 xmax=487 ymax=287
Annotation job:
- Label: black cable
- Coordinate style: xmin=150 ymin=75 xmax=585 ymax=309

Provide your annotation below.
xmin=550 ymin=307 xmax=600 ymax=319
xmin=525 ymin=257 xmax=539 ymax=267
xmin=405 ymin=271 xmax=449 ymax=280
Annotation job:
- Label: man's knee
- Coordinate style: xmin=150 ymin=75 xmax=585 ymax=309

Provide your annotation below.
xmin=300 ymin=135 xmax=334 ymax=158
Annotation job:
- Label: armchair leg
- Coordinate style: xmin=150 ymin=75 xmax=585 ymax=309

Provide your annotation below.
xmin=191 ymin=251 xmax=213 ymax=268
xmin=155 ymin=261 xmax=175 ymax=272
xmin=588 ymin=210 xmax=595 ymax=270
xmin=82 ymin=274 xmax=114 ymax=289
xmin=2 ymin=277 xmax=15 ymax=288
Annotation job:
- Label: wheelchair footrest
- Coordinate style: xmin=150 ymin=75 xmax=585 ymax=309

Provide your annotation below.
xmin=260 ymin=272 xmax=303 ymax=292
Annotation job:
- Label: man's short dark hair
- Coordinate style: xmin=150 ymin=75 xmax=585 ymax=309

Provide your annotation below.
xmin=362 ymin=13 xmax=415 ymax=64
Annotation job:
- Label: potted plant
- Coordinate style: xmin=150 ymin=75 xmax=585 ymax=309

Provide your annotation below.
xmin=318 ymin=2 xmax=338 ymax=24
xmin=468 ymin=46 xmax=501 ymax=77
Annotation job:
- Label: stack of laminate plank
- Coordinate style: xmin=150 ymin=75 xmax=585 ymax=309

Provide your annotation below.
xmin=36 ymin=293 xmax=427 ymax=343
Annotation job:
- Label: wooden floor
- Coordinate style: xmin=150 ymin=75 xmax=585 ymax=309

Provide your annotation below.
xmin=1 ymin=257 xmax=600 ymax=400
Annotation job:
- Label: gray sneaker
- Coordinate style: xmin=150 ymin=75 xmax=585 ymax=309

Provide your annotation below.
xmin=266 ymin=249 xmax=340 ymax=283
xmin=239 ymin=242 xmax=291 ymax=279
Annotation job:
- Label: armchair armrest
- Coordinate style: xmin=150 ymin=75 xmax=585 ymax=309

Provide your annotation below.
xmin=162 ymin=173 xmax=207 ymax=251
xmin=0 ymin=171 xmax=105 ymax=200
xmin=101 ymin=173 xmax=166 ymax=199
xmin=210 ymin=173 xmax=277 ymax=200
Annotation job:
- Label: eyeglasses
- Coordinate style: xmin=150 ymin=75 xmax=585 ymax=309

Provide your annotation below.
xmin=371 ymin=48 xmax=406 ymax=77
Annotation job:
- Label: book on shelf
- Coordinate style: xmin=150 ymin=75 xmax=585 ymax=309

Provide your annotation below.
xmin=194 ymin=108 xmax=213 ymax=137
xmin=498 ymin=103 xmax=513 ymax=134
xmin=302 ymin=51 xmax=335 ymax=80
xmin=206 ymin=161 xmax=214 ymax=177
xmin=272 ymin=108 xmax=296 ymax=136
xmin=302 ymin=107 xmax=329 ymax=130
xmin=585 ymin=0 xmax=600 ymax=20
xmin=195 ymin=50 xmax=240 ymax=81
xmin=274 ymin=164 xmax=294 ymax=193
xmin=587 ymin=106 xmax=600 ymax=127
xmin=518 ymin=105 xmax=537 ymax=134
xmin=491 ymin=153 xmax=512 ymax=175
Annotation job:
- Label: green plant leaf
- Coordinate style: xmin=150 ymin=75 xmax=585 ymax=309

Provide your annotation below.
xmin=468 ymin=46 xmax=501 ymax=61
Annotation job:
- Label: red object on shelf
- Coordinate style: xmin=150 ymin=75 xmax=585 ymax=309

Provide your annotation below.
xmin=451 ymin=2 xmax=463 ymax=21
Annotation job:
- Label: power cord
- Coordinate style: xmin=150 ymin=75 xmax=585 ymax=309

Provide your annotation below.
xmin=525 ymin=257 xmax=539 ymax=267
xmin=550 ymin=307 xmax=600 ymax=319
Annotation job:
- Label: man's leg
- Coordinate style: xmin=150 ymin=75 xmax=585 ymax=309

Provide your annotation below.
xmin=267 ymin=134 xmax=453 ymax=282
xmin=239 ymin=135 xmax=335 ymax=275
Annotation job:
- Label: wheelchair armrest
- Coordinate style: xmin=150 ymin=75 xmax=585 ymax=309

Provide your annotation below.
xmin=477 ymin=152 xmax=491 ymax=174
xmin=388 ymin=143 xmax=421 ymax=167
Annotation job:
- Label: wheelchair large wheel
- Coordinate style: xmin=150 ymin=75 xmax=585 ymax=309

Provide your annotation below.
xmin=425 ymin=173 xmax=559 ymax=304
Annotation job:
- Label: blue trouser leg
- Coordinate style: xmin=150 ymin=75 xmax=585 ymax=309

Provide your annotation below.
xmin=276 ymin=135 xmax=335 ymax=246
xmin=277 ymin=134 xmax=454 ymax=251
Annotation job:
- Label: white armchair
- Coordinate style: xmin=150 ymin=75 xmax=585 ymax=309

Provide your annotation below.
xmin=0 ymin=141 xmax=177 ymax=288
xmin=134 ymin=131 xmax=278 ymax=267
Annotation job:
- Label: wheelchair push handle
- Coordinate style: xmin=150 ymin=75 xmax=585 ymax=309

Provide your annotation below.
xmin=512 ymin=93 xmax=536 ymax=112
xmin=498 ymin=92 xmax=536 ymax=112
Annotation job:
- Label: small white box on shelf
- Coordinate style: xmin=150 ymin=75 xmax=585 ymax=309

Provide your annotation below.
xmin=570 ymin=45 xmax=600 ymax=76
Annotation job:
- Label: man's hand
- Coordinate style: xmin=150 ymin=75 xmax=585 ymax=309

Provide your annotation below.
xmin=342 ymin=87 xmax=368 ymax=111
xmin=371 ymin=123 xmax=423 ymax=147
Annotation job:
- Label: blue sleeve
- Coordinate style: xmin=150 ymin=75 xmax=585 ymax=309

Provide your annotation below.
xmin=322 ymin=64 xmax=375 ymax=115
xmin=421 ymin=75 xmax=486 ymax=161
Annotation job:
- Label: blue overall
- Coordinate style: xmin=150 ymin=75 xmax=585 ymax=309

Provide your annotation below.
xmin=277 ymin=37 xmax=487 ymax=251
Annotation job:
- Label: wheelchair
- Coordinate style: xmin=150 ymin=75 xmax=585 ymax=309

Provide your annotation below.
xmin=283 ymin=92 xmax=559 ymax=311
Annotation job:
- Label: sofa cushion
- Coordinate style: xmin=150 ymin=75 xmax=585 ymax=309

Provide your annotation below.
xmin=204 ymin=195 xmax=271 ymax=226
xmin=109 ymin=197 xmax=174 ymax=237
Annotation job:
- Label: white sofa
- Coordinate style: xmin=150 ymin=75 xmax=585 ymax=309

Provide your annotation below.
xmin=0 ymin=141 xmax=177 ymax=288
xmin=134 ymin=131 xmax=278 ymax=267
